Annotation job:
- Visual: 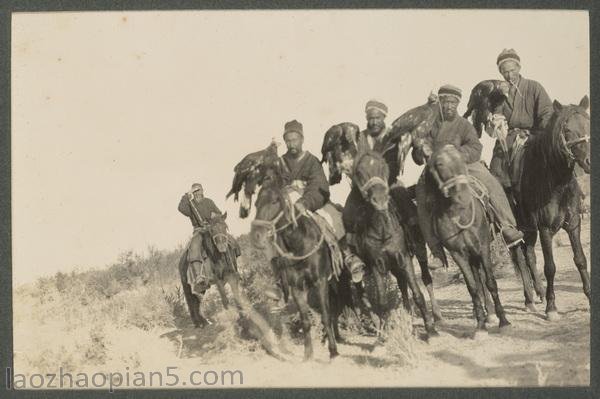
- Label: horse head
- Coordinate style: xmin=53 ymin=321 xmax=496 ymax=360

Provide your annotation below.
xmin=321 ymin=122 xmax=360 ymax=184
xmin=250 ymin=162 xmax=289 ymax=250
xmin=208 ymin=211 xmax=229 ymax=253
xmin=353 ymin=151 xmax=390 ymax=211
xmin=554 ymin=96 xmax=590 ymax=174
xmin=428 ymin=145 xmax=471 ymax=206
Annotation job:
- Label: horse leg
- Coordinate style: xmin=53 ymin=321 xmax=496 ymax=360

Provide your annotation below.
xmin=539 ymin=228 xmax=559 ymax=320
xmin=353 ymin=280 xmax=378 ymax=334
xmin=372 ymin=259 xmax=389 ymax=333
xmin=523 ymin=231 xmax=545 ymax=301
xmin=470 ymin=257 xmax=491 ymax=320
xmin=317 ymin=277 xmax=339 ymax=359
xmin=215 ymin=279 xmax=229 ymax=310
xmin=289 ymin=282 xmax=314 ymax=360
xmin=395 ymin=268 xmax=411 ymax=314
xmin=452 ymin=251 xmax=487 ymax=336
xmin=395 ymin=253 xmax=438 ymax=337
xmin=566 ymin=221 xmax=590 ymax=307
xmin=179 ymin=254 xmax=208 ymax=328
xmin=479 ymin=246 xmax=510 ymax=328
xmin=509 ymin=245 xmax=537 ymax=312
xmin=417 ymin=253 xmax=444 ymax=323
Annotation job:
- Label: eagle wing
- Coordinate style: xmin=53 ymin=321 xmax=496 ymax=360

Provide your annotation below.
xmin=226 ymin=141 xmax=278 ymax=200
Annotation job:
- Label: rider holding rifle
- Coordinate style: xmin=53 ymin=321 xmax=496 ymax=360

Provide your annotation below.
xmin=178 ymin=183 xmax=223 ymax=294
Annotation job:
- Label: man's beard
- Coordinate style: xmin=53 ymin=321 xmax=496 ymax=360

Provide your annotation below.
xmin=368 ymin=125 xmax=384 ymax=136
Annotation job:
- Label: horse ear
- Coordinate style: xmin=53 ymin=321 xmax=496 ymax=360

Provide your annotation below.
xmin=579 ymin=95 xmax=590 ymax=110
xmin=553 ymin=100 xmax=563 ymax=113
xmin=222 ymin=211 xmax=227 ymax=220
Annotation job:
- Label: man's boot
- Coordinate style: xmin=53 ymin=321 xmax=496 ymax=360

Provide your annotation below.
xmin=343 ymin=249 xmax=365 ymax=283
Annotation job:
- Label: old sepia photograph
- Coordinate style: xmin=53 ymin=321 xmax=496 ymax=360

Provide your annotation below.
xmin=9 ymin=7 xmax=590 ymax=391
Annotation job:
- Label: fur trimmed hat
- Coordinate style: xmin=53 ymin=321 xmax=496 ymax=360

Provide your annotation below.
xmin=283 ymin=120 xmax=303 ymax=137
xmin=365 ymin=100 xmax=388 ymax=116
xmin=497 ymin=48 xmax=521 ymax=68
xmin=437 ymin=84 xmax=462 ymax=101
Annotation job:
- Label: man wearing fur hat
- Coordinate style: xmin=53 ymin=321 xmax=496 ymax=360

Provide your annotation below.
xmin=415 ymin=85 xmax=525 ymax=258
xmin=264 ymin=120 xmax=366 ymax=307
xmin=488 ymin=48 xmax=554 ymax=192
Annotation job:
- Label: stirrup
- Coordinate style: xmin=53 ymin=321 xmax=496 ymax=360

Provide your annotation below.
xmin=505 ymin=237 xmax=524 ymax=249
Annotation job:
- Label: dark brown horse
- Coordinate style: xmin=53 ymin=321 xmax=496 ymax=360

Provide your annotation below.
xmin=396 ymin=96 xmax=542 ymax=311
xmin=178 ymin=213 xmax=241 ymax=327
xmin=250 ymin=164 xmax=342 ymax=360
xmin=351 ymin=150 xmax=439 ymax=338
xmin=518 ymin=96 xmax=590 ymax=320
xmin=178 ymin=212 xmax=284 ymax=358
xmin=426 ymin=145 xmax=511 ymax=336
xmin=321 ymin=123 xmax=445 ymax=323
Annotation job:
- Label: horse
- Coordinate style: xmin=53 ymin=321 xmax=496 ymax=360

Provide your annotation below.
xmin=518 ymin=96 xmax=590 ymax=320
xmin=396 ymin=97 xmax=542 ymax=312
xmin=178 ymin=212 xmax=241 ymax=327
xmin=178 ymin=212 xmax=285 ymax=358
xmin=426 ymin=145 xmax=511 ymax=337
xmin=321 ymin=124 xmax=447 ymax=328
xmin=351 ymin=150 xmax=439 ymax=339
xmin=250 ymin=164 xmax=342 ymax=360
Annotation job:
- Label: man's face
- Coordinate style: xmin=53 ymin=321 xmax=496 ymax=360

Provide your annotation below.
xmin=499 ymin=60 xmax=521 ymax=85
xmin=193 ymin=187 xmax=204 ymax=200
xmin=440 ymin=97 xmax=459 ymax=121
xmin=367 ymin=111 xmax=386 ymax=136
xmin=284 ymin=132 xmax=303 ymax=156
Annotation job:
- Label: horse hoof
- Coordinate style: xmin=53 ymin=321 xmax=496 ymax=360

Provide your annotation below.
xmin=329 ymin=351 xmax=340 ymax=360
xmin=546 ymin=311 xmax=560 ymax=321
xmin=486 ymin=314 xmax=499 ymax=325
xmin=526 ymin=303 xmax=538 ymax=313
xmin=473 ymin=330 xmax=489 ymax=340
xmin=499 ymin=321 xmax=512 ymax=332
xmin=427 ymin=328 xmax=440 ymax=340
xmin=434 ymin=317 xmax=446 ymax=326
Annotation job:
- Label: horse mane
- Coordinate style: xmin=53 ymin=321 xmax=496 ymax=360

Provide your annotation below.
xmin=520 ymin=106 xmax=579 ymax=211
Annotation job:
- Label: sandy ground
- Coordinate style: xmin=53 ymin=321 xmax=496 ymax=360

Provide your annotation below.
xmin=13 ymin=219 xmax=590 ymax=389
xmin=151 ymin=219 xmax=591 ymax=388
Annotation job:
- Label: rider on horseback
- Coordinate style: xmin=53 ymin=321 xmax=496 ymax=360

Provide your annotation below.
xmin=178 ymin=183 xmax=224 ymax=295
xmin=414 ymin=84 xmax=525 ymax=259
xmin=487 ymin=48 xmax=554 ymax=197
xmin=264 ymin=120 xmax=366 ymax=305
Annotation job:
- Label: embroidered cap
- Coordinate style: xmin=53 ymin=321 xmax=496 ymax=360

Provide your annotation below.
xmin=437 ymin=84 xmax=462 ymax=101
xmin=497 ymin=48 xmax=521 ymax=68
xmin=365 ymin=100 xmax=388 ymax=117
xmin=191 ymin=183 xmax=203 ymax=192
xmin=283 ymin=120 xmax=304 ymax=137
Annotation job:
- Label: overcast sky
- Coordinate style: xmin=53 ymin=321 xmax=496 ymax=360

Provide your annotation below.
xmin=12 ymin=10 xmax=589 ymax=284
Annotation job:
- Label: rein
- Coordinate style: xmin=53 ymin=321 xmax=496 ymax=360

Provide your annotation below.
xmin=251 ymin=195 xmax=325 ymax=262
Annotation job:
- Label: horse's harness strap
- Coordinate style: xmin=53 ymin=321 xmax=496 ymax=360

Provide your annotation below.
xmin=251 ymin=191 xmax=326 ymax=261
xmin=359 ymin=176 xmax=389 ymax=197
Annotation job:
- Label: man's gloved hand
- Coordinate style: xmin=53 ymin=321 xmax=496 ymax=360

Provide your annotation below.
xmin=187 ymin=191 xmax=195 ymax=201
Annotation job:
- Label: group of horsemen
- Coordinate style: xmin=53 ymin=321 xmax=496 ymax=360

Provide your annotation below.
xmin=178 ymin=48 xmax=558 ymax=305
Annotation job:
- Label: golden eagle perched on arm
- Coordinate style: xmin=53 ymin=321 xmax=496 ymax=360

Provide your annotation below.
xmin=388 ymin=92 xmax=440 ymax=169
xmin=320 ymin=122 xmax=360 ymax=185
xmin=226 ymin=140 xmax=279 ymax=219
xmin=463 ymin=79 xmax=510 ymax=137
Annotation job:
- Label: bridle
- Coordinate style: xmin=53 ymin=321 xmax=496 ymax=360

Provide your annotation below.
xmin=559 ymin=109 xmax=590 ymax=161
xmin=251 ymin=190 xmax=325 ymax=261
